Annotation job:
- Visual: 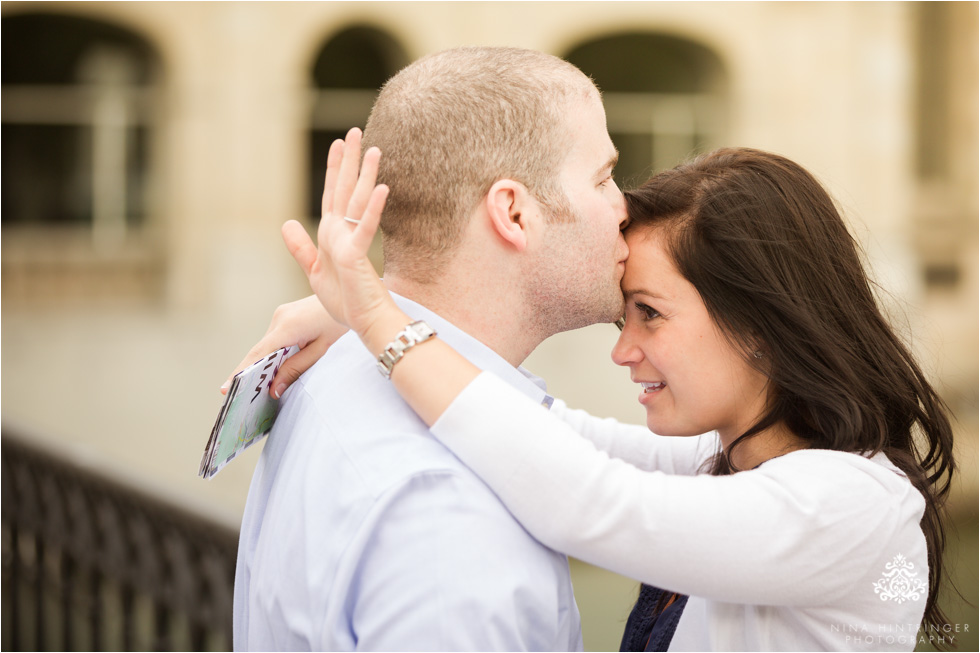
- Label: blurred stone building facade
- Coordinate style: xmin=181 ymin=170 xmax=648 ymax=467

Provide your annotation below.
xmin=1 ymin=0 xmax=976 ymax=626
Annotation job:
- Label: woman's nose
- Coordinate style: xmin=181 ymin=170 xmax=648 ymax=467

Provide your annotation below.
xmin=611 ymin=324 xmax=642 ymax=367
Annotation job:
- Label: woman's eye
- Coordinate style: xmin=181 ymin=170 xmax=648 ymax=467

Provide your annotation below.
xmin=635 ymin=302 xmax=661 ymax=321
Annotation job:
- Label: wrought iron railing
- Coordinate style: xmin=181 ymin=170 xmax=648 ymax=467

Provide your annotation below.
xmin=1 ymin=432 xmax=238 ymax=651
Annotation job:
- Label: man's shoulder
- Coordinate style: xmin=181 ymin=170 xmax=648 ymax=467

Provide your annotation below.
xmin=269 ymin=334 xmax=477 ymax=497
xmin=300 ymin=330 xmax=380 ymax=393
xmin=284 ymin=332 xmax=401 ymax=430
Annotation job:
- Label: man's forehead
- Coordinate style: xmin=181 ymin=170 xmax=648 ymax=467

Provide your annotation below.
xmin=563 ymin=96 xmax=616 ymax=162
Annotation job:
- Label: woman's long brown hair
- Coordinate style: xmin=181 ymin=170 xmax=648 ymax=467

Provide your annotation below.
xmin=625 ymin=147 xmax=956 ymax=637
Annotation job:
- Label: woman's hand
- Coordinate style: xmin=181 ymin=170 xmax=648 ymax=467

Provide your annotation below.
xmin=282 ymin=128 xmax=410 ymax=357
xmin=286 ymin=127 xmax=478 ymax=424
xmin=220 ymin=295 xmax=349 ymax=398
xmin=223 ymin=127 xmax=404 ymax=399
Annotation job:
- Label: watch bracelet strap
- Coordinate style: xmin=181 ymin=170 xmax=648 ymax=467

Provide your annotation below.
xmin=377 ymin=320 xmax=437 ymax=379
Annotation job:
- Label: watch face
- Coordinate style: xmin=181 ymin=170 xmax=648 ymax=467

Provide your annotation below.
xmin=377 ymin=321 xmax=436 ymax=379
xmin=409 ymin=320 xmax=436 ymax=341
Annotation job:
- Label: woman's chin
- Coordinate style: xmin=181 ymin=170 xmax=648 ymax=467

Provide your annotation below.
xmin=645 ymin=417 xmax=699 ymax=438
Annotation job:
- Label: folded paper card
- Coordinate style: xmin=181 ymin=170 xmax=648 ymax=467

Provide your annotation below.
xmin=200 ymin=346 xmax=298 ymax=479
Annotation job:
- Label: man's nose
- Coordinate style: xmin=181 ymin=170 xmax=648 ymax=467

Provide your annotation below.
xmin=614 ymin=185 xmax=628 ymax=229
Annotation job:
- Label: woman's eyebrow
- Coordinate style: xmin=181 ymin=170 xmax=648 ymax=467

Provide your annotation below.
xmin=624 ymin=288 xmax=666 ymax=301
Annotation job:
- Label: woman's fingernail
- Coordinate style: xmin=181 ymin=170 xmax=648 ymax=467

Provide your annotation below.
xmin=274 ymin=384 xmax=286 ymax=399
xmin=220 ymin=381 xmax=230 ymax=393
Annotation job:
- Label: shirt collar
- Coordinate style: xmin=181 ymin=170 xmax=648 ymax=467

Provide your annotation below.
xmin=392 ymin=293 xmax=553 ymax=409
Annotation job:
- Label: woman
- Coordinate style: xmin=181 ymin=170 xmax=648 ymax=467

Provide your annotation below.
xmin=251 ymin=143 xmax=956 ymax=651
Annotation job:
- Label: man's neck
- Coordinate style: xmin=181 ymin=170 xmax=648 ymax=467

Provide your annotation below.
xmin=384 ymin=274 xmax=545 ymax=368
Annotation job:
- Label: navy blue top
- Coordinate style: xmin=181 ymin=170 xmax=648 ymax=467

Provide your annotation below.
xmin=620 ymin=585 xmax=689 ymax=652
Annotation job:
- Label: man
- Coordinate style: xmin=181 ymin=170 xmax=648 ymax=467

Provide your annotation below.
xmin=234 ymin=46 xmax=627 ymax=650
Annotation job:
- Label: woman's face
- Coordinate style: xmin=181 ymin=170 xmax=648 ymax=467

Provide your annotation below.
xmin=611 ymin=227 xmax=771 ymax=445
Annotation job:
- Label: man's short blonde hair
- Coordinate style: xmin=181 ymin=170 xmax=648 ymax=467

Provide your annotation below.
xmin=363 ymin=46 xmax=598 ymax=279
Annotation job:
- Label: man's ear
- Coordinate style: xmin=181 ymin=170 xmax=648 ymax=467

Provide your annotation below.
xmin=485 ymin=179 xmax=531 ymax=252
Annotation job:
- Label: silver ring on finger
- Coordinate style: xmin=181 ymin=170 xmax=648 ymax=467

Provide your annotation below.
xmin=343 ymin=216 xmax=362 ymax=225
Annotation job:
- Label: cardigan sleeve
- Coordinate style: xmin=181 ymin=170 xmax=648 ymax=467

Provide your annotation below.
xmin=548 ymin=398 xmax=717 ymax=475
xmin=430 ymin=372 xmax=926 ymax=607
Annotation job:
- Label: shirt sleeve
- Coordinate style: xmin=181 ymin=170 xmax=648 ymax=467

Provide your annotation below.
xmin=430 ymin=372 xmax=924 ymax=607
xmin=341 ymin=467 xmax=581 ymax=651
xmin=549 ymin=398 xmax=717 ymax=475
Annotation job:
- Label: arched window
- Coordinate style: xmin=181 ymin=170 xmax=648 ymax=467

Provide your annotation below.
xmin=564 ymin=33 xmax=727 ymax=187
xmin=911 ymin=1 xmax=968 ymax=293
xmin=2 ymin=12 xmax=159 ymax=246
xmin=308 ymin=26 xmax=407 ymax=218
xmin=1 ymin=12 xmax=162 ymax=302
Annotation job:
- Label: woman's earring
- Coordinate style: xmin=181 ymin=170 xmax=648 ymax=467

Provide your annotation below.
xmin=753 ymin=350 xmax=764 ymax=359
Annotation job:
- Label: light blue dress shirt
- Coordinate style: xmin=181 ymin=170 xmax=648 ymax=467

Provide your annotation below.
xmin=233 ymin=295 xmax=583 ymax=651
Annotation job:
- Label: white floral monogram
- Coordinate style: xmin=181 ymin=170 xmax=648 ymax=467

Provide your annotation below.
xmin=873 ymin=554 xmax=927 ymax=603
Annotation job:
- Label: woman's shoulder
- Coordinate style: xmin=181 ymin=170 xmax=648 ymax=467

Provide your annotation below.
xmin=754 ymin=448 xmax=924 ymax=513
xmin=759 ymin=447 xmax=908 ymax=478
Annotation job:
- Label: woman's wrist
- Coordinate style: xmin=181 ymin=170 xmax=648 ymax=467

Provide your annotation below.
xmin=359 ymin=307 xmax=416 ymax=360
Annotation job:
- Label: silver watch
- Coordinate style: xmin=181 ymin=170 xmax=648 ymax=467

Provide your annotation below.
xmin=377 ymin=320 xmax=437 ymax=379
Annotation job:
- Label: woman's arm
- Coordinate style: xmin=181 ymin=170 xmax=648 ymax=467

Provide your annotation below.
xmin=550 ymin=400 xmax=716 ymax=475
xmin=432 ymin=372 xmax=919 ymax=606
